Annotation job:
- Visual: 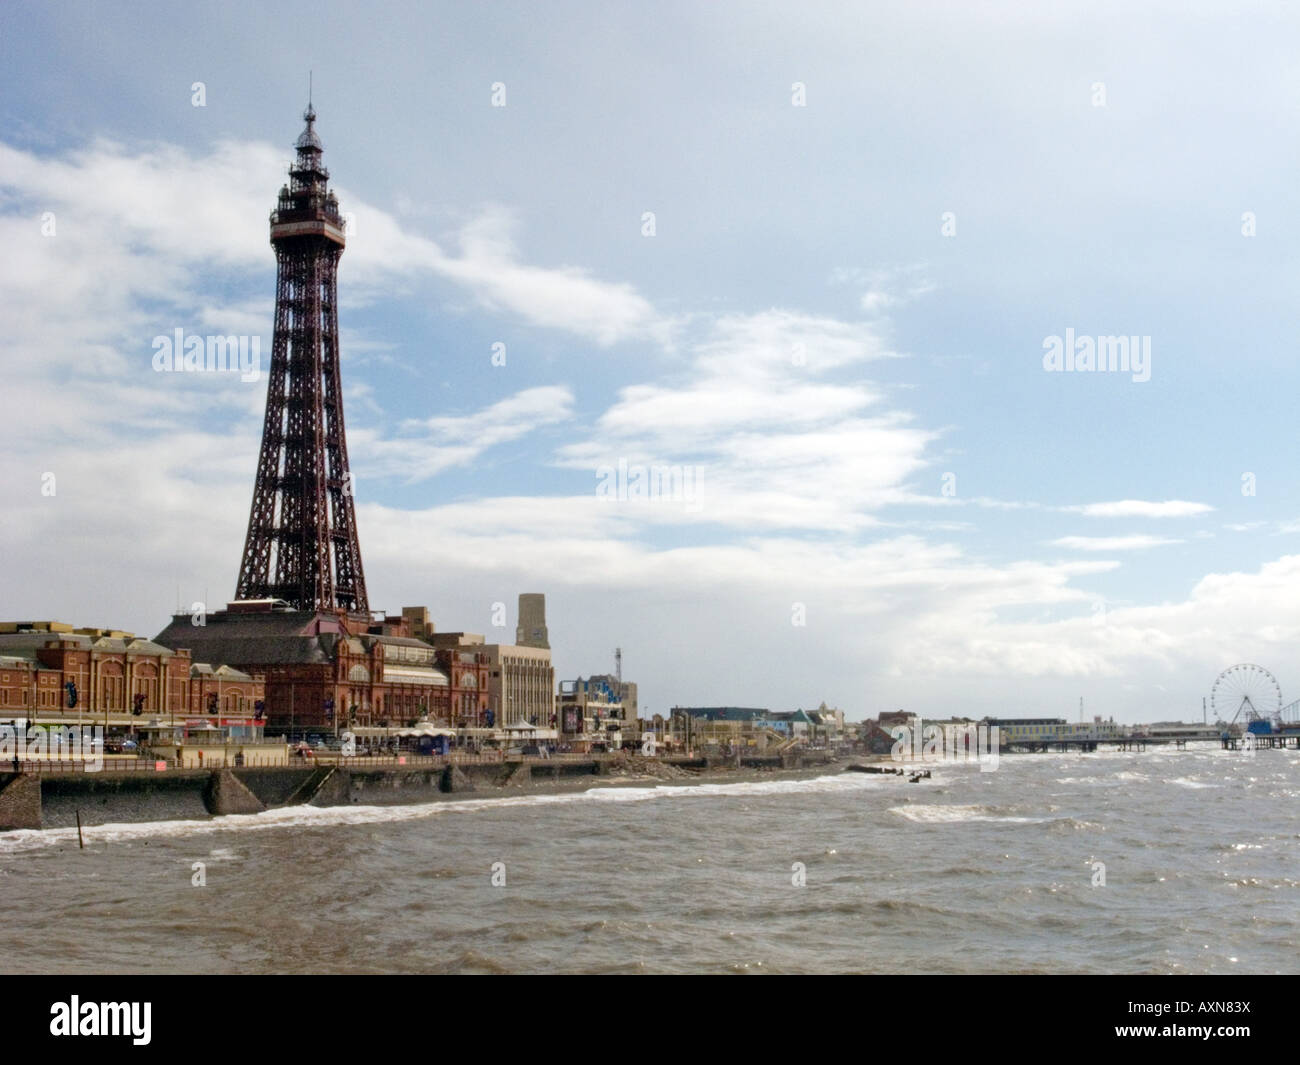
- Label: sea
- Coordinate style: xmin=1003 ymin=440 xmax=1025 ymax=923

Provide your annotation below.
xmin=1 ymin=742 xmax=1296 ymax=974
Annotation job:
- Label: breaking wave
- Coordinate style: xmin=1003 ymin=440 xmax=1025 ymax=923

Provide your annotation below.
xmin=888 ymin=804 xmax=1050 ymax=825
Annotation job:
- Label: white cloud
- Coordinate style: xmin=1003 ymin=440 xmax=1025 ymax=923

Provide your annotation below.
xmin=351 ymin=386 xmax=575 ymax=484
xmin=1051 ymin=535 xmax=1184 ymax=551
xmin=0 ymin=138 xmax=664 ymax=360
xmin=1064 ymin=500 xmax=1214 ymax=519
xmin=553 ymin=309 xmax=926 ymax=532
xmin=829 ymin=265 xmax=935 ymax=317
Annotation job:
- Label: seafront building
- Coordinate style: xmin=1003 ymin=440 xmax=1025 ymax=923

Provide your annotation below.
xmin=586 ymin=673 xmax=638 ymax=720
xmin=808 ymin=703 xmax=846 ymax=738
xmin=557 ymin=676 xmax=634 ymax=748
xmin=154 ymin=603 xmax=489 ymax=734
xmin=668 ymin=705 xmax=847 ymax=749
xmin=0 ymin=620 xmax=265 ymax=735
xmin=480 ymin=643 xmax=555 ymax=731
xmin=426 ymin=630 xmax=555 ymax=734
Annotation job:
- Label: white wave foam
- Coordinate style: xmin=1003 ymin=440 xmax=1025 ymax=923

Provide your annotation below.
xmin=586 ymin=772 xmax=891 ymax=802
xmin=888 ymin=804 xmax=1049 ymax=825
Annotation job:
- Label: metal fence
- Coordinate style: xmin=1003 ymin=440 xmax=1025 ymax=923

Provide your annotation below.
xmin=9 ymin=759 xmax=142 ymax=774
xmin=5 ymin=749 xmax=715 ymax=774
xmin=289 ymin=750 xmax=502 ymax=768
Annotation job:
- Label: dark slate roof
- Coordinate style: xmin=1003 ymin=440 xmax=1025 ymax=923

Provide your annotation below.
xmin=154 ymin=610 xmax=337 ymax=667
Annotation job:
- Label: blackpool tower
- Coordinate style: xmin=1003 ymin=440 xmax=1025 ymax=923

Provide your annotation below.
xmin=235 ymin=103 xmax=368 ymax=614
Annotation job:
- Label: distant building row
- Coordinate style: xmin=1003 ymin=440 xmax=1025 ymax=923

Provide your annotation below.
xmin=668 ymin=704 xmax=847 ymax=748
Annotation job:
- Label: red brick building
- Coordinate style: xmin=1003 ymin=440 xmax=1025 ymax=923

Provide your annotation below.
xmin=0 ymin=622 xmax=263 ymax=724
xmin=435 ymin=647 xmax=490 ymax=729
xmin=154 ymin=603 xmax=488 ymax=734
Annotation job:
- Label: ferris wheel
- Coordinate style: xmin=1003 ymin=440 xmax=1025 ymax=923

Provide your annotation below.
xmin=1210 ymin=664 xmax=1282 ymax=726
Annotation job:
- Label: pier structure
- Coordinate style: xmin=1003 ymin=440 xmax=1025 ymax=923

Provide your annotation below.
xmin=1221 ymin=731 xmax=1300 ymax=751
xmin=1001 ymin=736 xmax=1147 ymax=753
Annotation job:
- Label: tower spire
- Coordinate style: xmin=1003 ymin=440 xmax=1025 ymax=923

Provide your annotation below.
xmin=235 ymin=106 xmax=368 ymax=614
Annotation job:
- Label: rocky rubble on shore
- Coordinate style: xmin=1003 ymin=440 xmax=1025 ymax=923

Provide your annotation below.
xmin=602 ymin=753 xmax=697 ymax=780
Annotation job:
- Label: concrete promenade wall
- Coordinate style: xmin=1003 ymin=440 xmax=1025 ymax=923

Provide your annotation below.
xmin=13 ymin=754 xmax=731 ymax=830
xmin=0 ymin=774 xmax=42 ymax=830
xmin=41 ymin=769 xmax=212 ymax=827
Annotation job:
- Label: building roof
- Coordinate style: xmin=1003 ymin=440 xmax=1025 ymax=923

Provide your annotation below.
xmin=673 ymin=707 xmax=770 ymax=721
xmin=154 ymin=610 xmax=340 ymax=667
xmin=426 ymin=632 xmax=486 ymax=650
xmin=0 ymin=632 xmax=87 ymax=659
xmin=0 ymin=630 xmax=184 ymax=656
xmin=476 ymin=643 xmax=552 ymax=659
xmin=372 ymin=635 xmax=436 ymax=650
xmin=124 ymin=637 xmax=176 ymax=656
xmin=190 ymin=663 xmax=256 ymax=681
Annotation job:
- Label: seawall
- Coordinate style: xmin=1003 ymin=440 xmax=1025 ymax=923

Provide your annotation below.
xmin=25 ymin=755 xmax=746 ymax=829
xmin=23 ymin=750 xmax=836 ymax=830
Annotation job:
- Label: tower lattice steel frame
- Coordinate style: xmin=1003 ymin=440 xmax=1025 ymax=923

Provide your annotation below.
xmin=235 ymin=103 xmax=368 ymax=613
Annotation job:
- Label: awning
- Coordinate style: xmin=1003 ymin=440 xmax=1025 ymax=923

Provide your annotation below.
xmin=394 ymin=725 xmax=458 ymax=737
xmin=380 ymin=666 xmax=449 ymax=686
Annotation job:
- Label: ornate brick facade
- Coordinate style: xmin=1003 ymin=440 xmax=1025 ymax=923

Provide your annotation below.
xmin=0 ymin=623 xmax=263 ymax=724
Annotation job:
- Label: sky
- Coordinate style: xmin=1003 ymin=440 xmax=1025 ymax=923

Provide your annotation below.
xmin=2 ymin=0 xmax=1300 ymax=724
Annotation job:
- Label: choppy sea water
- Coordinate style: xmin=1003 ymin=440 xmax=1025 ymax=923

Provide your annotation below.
xmin=1 ymin=743 xmax=1297 ymax=974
